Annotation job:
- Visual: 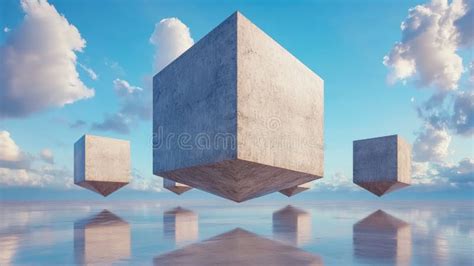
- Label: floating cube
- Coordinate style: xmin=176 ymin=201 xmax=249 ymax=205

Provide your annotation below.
xmin=353 ymin=135 xmax=411 ymax=196
xmin=279 ymin=182 xmax=312 ymax=197
xmin=353 ymin=210 xmax=411 ymax=265
xmin=74 ymin=210 xmax=131 ymax=264
xmin=154 ymin=228 xmax=323 ymax=265
xmin=272 ymin=206 xmax=311 ymax=246
xmin=74 ymin=135 xmax=130 ymax=196
xmin=153 ymin=11 xmax=324 ymax=202
xmin=163 ymin=179 xmax=192 ymax=195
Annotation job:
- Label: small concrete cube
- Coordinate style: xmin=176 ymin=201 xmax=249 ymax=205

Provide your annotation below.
xmin=153 ymin=11 xmax=324 ymax=202
xmin=74 ymin=134 xmax=130 ymax=196
xmin=163 ymin=179 xmax=192 ymax=195
xmin=279 ymin=182 xmax=312 ymax=197
xmin=353 ymin=135 xmax=411 ymax=196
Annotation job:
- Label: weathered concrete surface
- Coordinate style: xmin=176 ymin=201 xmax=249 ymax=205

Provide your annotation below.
xmin=153 ymin=228 xmax=323 ymax=265
xmin=163 ymin=207 xmax=198 ymax=245
xmin=163 ymin=179 xmax=192 ymax=195
xmin=353 ymin=135 xmax=411 ymax=196
xmin=74 ymin=210 xmax=130 ymax=265
xmin=153 ymin=11 xmax=324 ymax=202
xmin=353 ymin=210 xmax=411 ymax=265
xmin=279 ymin=182 xmax=312 ymax=197
xmin=74 ymin=135 xmax=130 ymax=196
xmin=273 ymin=206 xmax=311 ymax=246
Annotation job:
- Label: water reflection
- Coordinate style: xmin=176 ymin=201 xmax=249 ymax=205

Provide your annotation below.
xmin=353 ymin=210 xmax=412 ymax=265
xmin=273 ymin=205 xmax=311 ymax=246
xmin=163 ymin=207 xmax=198 ymax=245
xmin=74 ymin=210 xmax=130 ymax=265
xmin=0 ymin=235 xmax=19 ymax=265
xmin=154 ymin=227 xmax=323 ymax=265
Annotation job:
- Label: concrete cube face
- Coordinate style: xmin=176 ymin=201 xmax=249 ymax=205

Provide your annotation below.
xmin=353 ymin=135 xmax=411 ymax=196
xmin=153 ymin=12 xmax=324 ymax=202
xmin=74 ymin=135 xmax=130 ymax=196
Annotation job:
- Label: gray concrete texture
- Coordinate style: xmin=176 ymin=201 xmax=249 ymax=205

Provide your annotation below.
xmin=353 ymin=135 xmax=411 ymax=196
xmin=74 ymin=134 xmax=130 ymax=196
xmin=153 ymin=11 xmax=324 ymax=202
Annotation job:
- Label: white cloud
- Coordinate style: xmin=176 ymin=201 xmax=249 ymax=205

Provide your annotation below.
xmin=0 ymin=131 xmax=21 ymax=161
xmin=455 ymin=0 xmax=474 ymax=47
xmin=383 ymin=0 xmax=469 ymax=90
xmin=150 ymin=17 xmax=194 ymax=72
xmin=78 ymin=63 xmax=98 ymax=80
xmin=0 ymin=130 xmax=71 ymax=188
xmin=129 ymin=168 xmax=162 ymax=192
xmin=452 ymin=90 xmax=474 ymax=135
xmin=92 ymin=78 xmax=151 ymax=134
xmin=412 ymin=158 xmax=474 ymax=187
xmin=39 ymin=148 xmax=54 ymax=164
xmin=3 ymin=27 xmax=10 ymax=33
xmin=113 ymin=78 xmax=142 ymax=95
xmin=0 ymin=0 xmax=94 ymax=118
xmin=413 ymin=124 xmax=452 ymax=162
xmin=312 ymin=172 xmax=357 ymax=192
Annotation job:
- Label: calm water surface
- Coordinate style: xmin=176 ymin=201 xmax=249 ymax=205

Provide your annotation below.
xmin=0 ymin=201 xmax=472 ymax=265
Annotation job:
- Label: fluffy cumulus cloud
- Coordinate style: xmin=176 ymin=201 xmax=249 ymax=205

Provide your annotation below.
xmin=413 ymin=158 xmax=474 ymax=188
xmin=0 ymin=131 xmax=21 ymax=161
xmin=130 ymin=168 xmax=162 ymax=192
xmin=312 ymin=172 xmax=358 ymax=192
xmin=39 ymin=148 xmax=54 ymax=164
xmin=150 ymin=18 xmax=194 ymax=72
xmin=452 ymin=90 xmax=474 ymax=135
xmin=383 ymin=0 xmax=468 ymax=90
xmin=93 ymin=17 xmax=194 ymax=134
xmin=455 ymin=0 xmax=474 ymax=46
xmin=413 ymin=124 xmax=452 ymax=162
xmin=0 ymin=0 xmax=94 ymax=118
xmin=385 ymin=0 xmax=473 ymax=169
xmin=92 ymin=79 xmax=151 ymax=134
xmin=0 ymin=130 xmax=71 ymax=188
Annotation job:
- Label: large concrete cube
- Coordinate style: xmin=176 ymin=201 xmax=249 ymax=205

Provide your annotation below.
xmin=74 ymin=135 xmax=130 ymax=196
xmin=153 ymin=11 xmax=324 ymax=202
xmin=353 ymin=135 xmax=411 ymax=196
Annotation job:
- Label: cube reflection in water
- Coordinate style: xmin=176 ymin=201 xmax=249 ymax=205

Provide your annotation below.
xmin=153 ymin=11 xmax=324 ymax=203
xmin=272 ymin=205 xmax=312 ymax=246
xmin=154 ymin=228 xmax=322 ymax=265
xmin=74 ymin=134 xmax=130 ymax=196
xmin=353 ymin=135 xmax=411 ymax=196
xmin=163 ymin=207 xmax=198 ymax=245
xmin=74 ymin=210 xmax=131 ymax=265
xmin=353 ymin=210 xmax=412 ymax=265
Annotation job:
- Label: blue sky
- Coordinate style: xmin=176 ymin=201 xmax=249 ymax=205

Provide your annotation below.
xmin=0 ymin=0 xmax=472 ymax=201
